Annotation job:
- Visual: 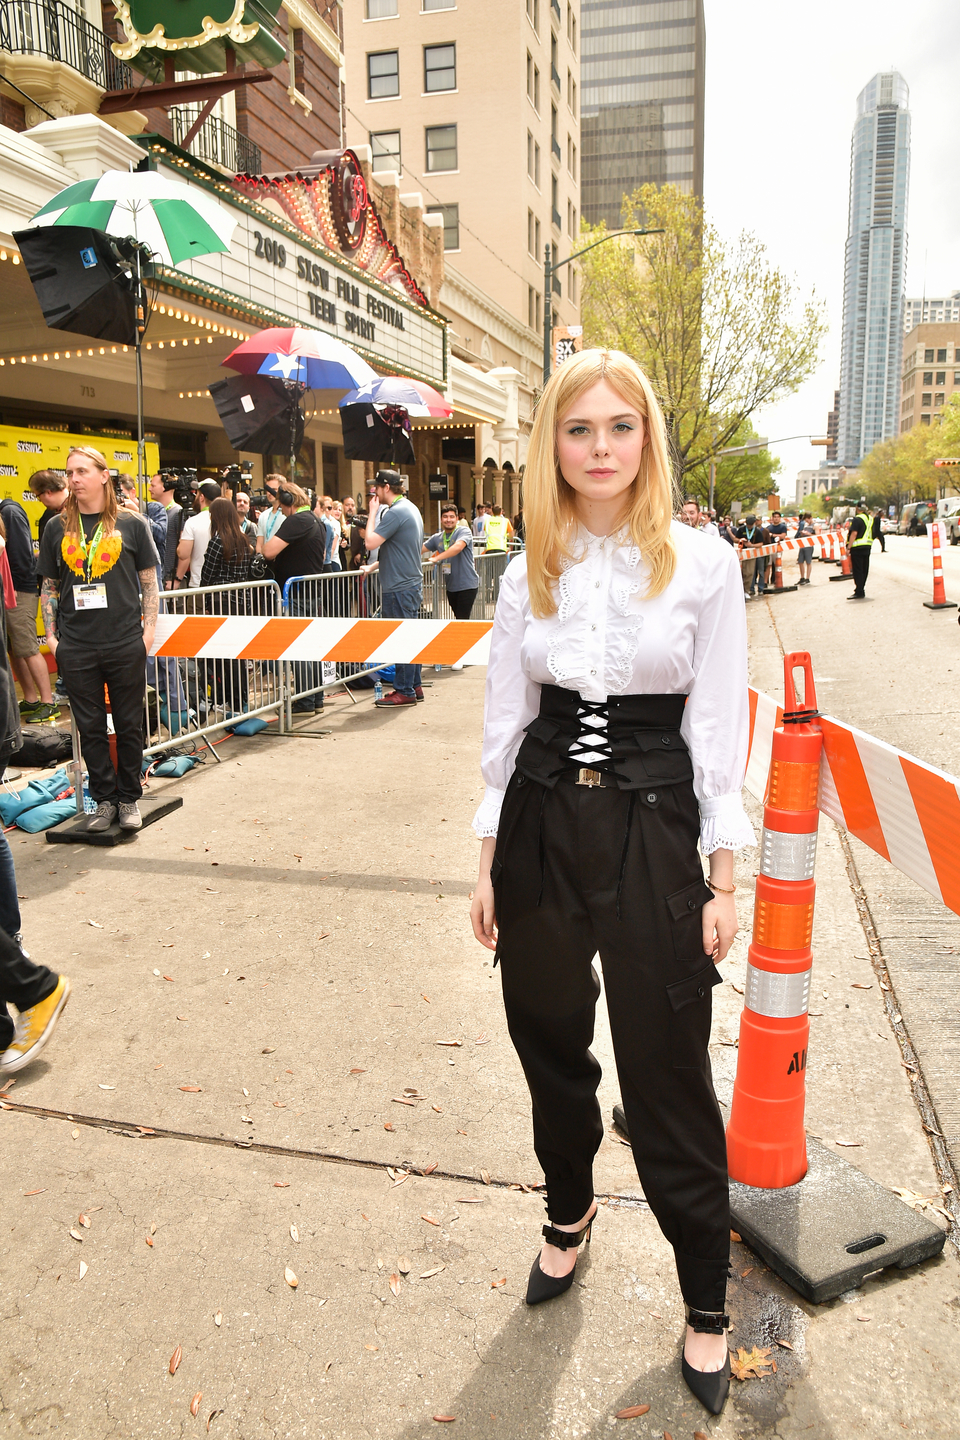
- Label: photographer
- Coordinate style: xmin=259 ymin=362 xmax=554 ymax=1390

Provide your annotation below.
xmin=362 ymin=471 xmax=424 ymax=708
xmin=39 ymin=446 xmax=159 ymax=833
xmin=263 ymin=482 xmax=327 ymax=713
xmin=148 ymin=472 xmax=184 ymax=590
xmin=175 ymin=481 xmax=221 ymax=589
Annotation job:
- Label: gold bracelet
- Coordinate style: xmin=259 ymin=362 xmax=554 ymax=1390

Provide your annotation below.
xmin=706 ymin=878 xmax=736 ymax=895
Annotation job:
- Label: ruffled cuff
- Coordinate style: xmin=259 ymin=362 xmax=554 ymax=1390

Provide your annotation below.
xmin=698 ymin=792 xmax=756 ymax=855
xmin=472 ymin=785 xmax=505 ymax=839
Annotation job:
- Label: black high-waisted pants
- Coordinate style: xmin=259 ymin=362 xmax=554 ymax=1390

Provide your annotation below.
xmin=493 ymin=764 xmax=730 ymax=1312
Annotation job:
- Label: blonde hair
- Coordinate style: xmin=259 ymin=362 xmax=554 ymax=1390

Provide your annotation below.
xmin=281 ymin=481 xmax=311 ymax=508
xmin=523 ymin=349 xmax=678 ymax=618
xmin=63 ymin=446 xmax=117 ymax=537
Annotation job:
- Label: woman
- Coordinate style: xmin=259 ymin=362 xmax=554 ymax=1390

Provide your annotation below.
xmin=795 ymin=511 xmax=815 ymax=584
xmin=469 ymin=350 xmax=754 ymax=1416
xmin=201 ymin=498 xmax=254 ymax=713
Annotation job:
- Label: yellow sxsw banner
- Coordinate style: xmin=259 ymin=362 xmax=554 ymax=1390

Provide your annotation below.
xmin=0 ymin=425 xmax=160 ymax=541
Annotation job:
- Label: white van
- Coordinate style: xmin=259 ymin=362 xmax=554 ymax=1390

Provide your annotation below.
xmin=938 ymin=496 xmax=960 ymax=544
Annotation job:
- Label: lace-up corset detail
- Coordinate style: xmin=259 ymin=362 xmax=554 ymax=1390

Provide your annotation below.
xmin=566 ymin=699 xmax=614 ymax=769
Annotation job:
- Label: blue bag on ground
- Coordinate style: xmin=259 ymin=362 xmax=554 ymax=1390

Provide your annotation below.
xmin=16 ymin=798 xmax=78 ymax=832
xmin=0 ymin=768 xmax=72 ymax=825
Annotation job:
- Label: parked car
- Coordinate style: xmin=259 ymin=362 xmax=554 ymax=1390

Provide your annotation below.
xmin=880 ymin=516 xmax=897 ymax=533
xmin=937 ymin=497 xmax=960 ymax=544
xmin=898 ymin=501 xmax=937 ymax=535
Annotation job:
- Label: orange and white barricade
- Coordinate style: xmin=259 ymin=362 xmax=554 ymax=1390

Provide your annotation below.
xmin=151 ymin=616 xmax=494 ymax=668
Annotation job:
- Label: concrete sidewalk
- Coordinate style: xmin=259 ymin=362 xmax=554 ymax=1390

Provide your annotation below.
xmin=1 ymin=656 xmax=958 ymax=1438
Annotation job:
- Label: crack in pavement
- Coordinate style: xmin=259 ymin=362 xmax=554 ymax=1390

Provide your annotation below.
xmin=1 ymin=1100 xmax=651 ymax=1212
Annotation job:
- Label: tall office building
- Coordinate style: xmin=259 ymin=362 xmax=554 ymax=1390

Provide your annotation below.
xmin=903 ymin=292 xmax=960 ymax=332
xmin=580 ymin=0 xmax=704 ymax=229
xmin=837 ymin=71 xmax=911 ymax=467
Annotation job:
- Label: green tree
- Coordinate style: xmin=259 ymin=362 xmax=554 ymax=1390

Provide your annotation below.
xmin=578 ymin=184 xmax=827 ymax=485
xmin=679 ymin=419 xmax=781 ymax=517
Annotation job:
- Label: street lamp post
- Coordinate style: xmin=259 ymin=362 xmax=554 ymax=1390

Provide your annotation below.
xmin=543 ymin=228 xmax=665 ymax=384
xmin=707 ymin=434 xmax=832 ymax=514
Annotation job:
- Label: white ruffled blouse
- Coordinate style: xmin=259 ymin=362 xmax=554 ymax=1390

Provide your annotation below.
xmin=472 ymin=521 xmax=756 ymax=855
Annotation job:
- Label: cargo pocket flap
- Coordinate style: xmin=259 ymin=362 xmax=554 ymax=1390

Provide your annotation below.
xmin=665 ymin=877 xmax=713 ymax=921
xmin=634 ymin=731 xmax=687 ymax=752
xmin=666 ymin=962 xmax=722 ymax=1013
xmin=524 ymin=716 xmax=561 ymax=743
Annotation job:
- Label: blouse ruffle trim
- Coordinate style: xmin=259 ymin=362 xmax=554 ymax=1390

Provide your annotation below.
xmin=472 ymin=785 xmax=505 ymax=839
xmin=547 ymin=542 xmax=644 ymax=695
xmin=699 ymin=792 xmax=756 ymax=855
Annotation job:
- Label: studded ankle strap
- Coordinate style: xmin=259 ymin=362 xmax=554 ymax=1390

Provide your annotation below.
xmin=686 ymin=1308 xmax=730 ymax=1334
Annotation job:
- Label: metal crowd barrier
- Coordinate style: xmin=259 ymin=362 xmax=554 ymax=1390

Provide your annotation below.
xmin=280 ymin=568 xmax=384 ymax=720
xmin=143 ymin=579 xmax=284 ymax=761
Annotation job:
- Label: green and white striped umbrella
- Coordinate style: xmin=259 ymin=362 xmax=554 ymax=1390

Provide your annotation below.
xmin=28 ymin=169 xmax=236 ymax=267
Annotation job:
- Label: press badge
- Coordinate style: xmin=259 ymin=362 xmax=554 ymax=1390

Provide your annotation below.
xmin=441 ymin=562 xmax=452 ymax=576
xmin=74 ymin=583 xmax=108 ymax=610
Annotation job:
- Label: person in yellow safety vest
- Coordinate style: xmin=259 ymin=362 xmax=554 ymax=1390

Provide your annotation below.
xmin=846 ymin=502 xmax=873 ymax=600
xmin=483 ymin=503 xmax=514 ymax=553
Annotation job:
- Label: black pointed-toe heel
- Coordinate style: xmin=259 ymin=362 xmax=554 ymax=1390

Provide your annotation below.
xmin=681 ymin=1308 xmax=731 ymax=1415
xmin=524 ymin=1208 xmax=598 ymax=1306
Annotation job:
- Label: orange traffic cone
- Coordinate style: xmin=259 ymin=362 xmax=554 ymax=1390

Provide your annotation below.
xmin=829 ymin=546 xmax=854 ymax=580
xmin=923 ymin=520 xmax=957 ymax=611
xmin=726 ymin=652 xmax=822 ymax=1189
xmin=766 ymin=546 xmax=798 ymax=595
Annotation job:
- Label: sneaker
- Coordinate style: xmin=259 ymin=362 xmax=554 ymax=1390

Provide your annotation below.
xmin=118 ymin=802 xmax=142 ymax=830
xmin=32 ymin=703 xmax=61 ymax=722
xmin=452 ymin=661 xmax=464 ymax=672
xmin=375 ymin=690 xmax=417 ymax=708
xmin=291 ymin=699 xmax=316 ymax=714
xmin=18 ymin=699 xmax=40 ymax=716
xmin=1 ymin=976 xmax=71 ymax=1074
xmin=85 ymin=801 xmax=118 ymax=832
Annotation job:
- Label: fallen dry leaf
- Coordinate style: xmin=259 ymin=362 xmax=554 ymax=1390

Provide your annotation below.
xmin=422 ymin=1162 xmax=439 ymax=1176
xmin=69 ymin=1229 xmax=83 ymax=1242
xmin=490 ymin=1277 xmax=506 ymax=1288
xmin=775 ymin=1338 xmax=794 ymax=1351
xmin=694 ymin=1433 xmax=709 ymax=1440
xmin=856 ymin=1315 xmax=872 ymax=1323
xmin=422 ymin=1213 xmax=441 ymax=1226
xmin=98 ymin=1084 xmax=116 ymax=1090
xmin=731 ymin=981 xmax=744 ymax=994
xmin=262 ymin=1047 xmax=276 ymax=1054
xmin=145 ymin=1236 xmax=154 ymax=1247
xmin=290 ymin=1225 xmax=300 ymax=1243
xmin=72 ymin=1129 xmax=80 ymax=1138
xmin=383 ymin=1122 xmax=395 ymax=1131
xmin=180 ymin=1085 xmax=202 ymax=1093
xmin=137 ymin=1126 xmax=155 ymax=1136
xmin=206 ymin=1409 xmax=223 ymax=1433
xmin=393 ymin=1097 xmax=415 ymax=1107
xmin=23 ymin=1188 xmax=46 ymax=1196
xmin=480 ymin=1169 xmax=491 ymax=1185
xmin=432 ymin=1418 xmax=455 ymax=1424
xmin=432 ymin=1104 xmax=443 ymax=1113
xmin=615 ymin=1404 xmax=650 ymax=1419
xmin=349 ymin=1067 xmax=366 ymax=1075
xmin=274 ymin=1181 xmax=290 ymax=1188
xmin=78 ymin=1214 xmax=91 ymax=1228
xmin=648 ymin=1311 xmax=662 ymax=1319
xmin=835 ymin=1139 xmax=864 ymax=1147
xmin=851 ymin=982 xmax=873 ymax=989
xmin=436 ymin=1040 xmax=462 ymax=1047
xmin=364 ymin=1344 xmax=379 ymax=1352
xmin=88 ymin=920 xmax=103 ymax=928
xmin=730 ymin=1230 xmax=742 ymax=1242
xmin=169 ymin=1346 xmax=182 ymax=1375
xmin=389 ymin=1273 xmax=402 ymax=1297
xmin=398 ymin=1256 xmax=410 ymax=1273
xmin=191 ymin=1393 xmax=202 ymax=1418
xmin=455 ymin=1197 xmax=483 ymax=1204
xmin=730 ymin=1345 xmax=773 ymax=1381
xmin=150 ymin=1222 xmax=157 ymax=1235
xmin=740 ymin=1266 xmax=754 ymax=1278
xmin=420 ymin=1266 xmax=445 ymax=1279
xmin=284 ymin=1267 xmax=298 ymax=1288
xmin=214 ymin=1311 xmax=222 ymax=1327
xmin=78 ymin=1260 xmax=87 ymax=1280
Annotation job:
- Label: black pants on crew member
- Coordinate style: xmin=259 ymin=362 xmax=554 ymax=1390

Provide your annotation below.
xmin=56 ymin=636 xmax=146 ymax=805
xmin=447 ymin=587 xmax=477 ymax=620
xmin=851 ymin=546 xmax=870 ymax=596
xmin=493 ymin=751 xmax=729 ymax=1313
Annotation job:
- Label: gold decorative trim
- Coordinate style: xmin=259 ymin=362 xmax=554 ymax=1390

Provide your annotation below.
xmin=111 ymin=0 xmax=258 ymax=60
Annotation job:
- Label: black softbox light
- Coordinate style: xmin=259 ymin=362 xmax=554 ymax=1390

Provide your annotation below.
xmin=340 ymin=402 xmax=415 ymax=465
xmin=13 ymin=226 xmax=136 ymax=343
xmin=208 ymin=375 xmax=305 ymax=456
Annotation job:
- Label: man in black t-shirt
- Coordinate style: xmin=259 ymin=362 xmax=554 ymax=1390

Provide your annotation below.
xmin=262 ymin=481 xmax=328 ymax=713
xmin=39 ymin=448 xmax=159 ymax=832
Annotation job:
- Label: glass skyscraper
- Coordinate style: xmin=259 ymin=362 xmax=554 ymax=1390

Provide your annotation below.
xmin=837 ymin=72 xmax=911 ymax=467
xmin=580 ymin=0 xmax=705 ymax=230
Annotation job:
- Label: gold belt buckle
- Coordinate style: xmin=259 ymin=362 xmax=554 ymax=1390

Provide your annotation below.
xmin=576 ymin=767 xmax=603 ymax=787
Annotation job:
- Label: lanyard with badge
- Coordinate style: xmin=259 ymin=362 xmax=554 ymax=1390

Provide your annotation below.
xmin=440 ymin=524 xmax=458 ymax=576
xmin=72 ymin=521 xmax=109 ymax=610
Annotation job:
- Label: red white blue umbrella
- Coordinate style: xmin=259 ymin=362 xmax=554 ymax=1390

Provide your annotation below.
xmin=223 ymin=326 xmax=377 ymax=390
xmin=339 ymin=375 xmax=452 ymax=418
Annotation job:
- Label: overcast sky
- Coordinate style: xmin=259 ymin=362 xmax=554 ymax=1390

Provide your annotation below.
xmin=703 ymin=0 xmax=959 ymax=502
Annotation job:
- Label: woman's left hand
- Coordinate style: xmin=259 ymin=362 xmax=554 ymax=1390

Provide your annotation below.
xmin=702 ymin=892 xmax=738 ymax=963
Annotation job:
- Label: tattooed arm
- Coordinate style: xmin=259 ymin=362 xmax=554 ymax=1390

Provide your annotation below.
xmin=139 ymin=567 xmax=159 ymax=653
xmin=40 ymin=577 xmax=59 ymax=656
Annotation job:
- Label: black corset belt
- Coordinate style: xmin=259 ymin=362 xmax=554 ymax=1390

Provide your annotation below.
xmin=515 ymin=684 xmax=692 ymax=792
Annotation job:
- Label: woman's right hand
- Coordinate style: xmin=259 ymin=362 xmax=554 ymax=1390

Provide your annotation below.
xmin=470 ymin=835 xmax=498 ymax=951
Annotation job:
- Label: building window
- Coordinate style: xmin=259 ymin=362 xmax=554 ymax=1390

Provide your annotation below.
xmin=551 ymin=103 xmax=558 ymax=146
xmin=427 ymin=203 xmax=459 ymax=250
xmin=935 ymin=393 xmax=945 ymax=407
xmin=426 ymin=124 xmax=457 ymax=172
xmin=571 ymin=78 xmax=577 ymax=116
xmin=567 ymin=264 xmax=576 ymax=301
xmin=368 ymin=50 xmax=399 ymax=98
xmin=534 ymin=65 xmax=540 ymax=111
xmin=365 ymin=0 xmax=398 ymax=15
xmin=422 ymin=0 xmax=455 ymax=9
xmin=923 ymin=371 xmax=933 ymax=384
xmin=528 ymin=285 xmax=536 ymax=330
xmin=424 ymin=43 xmax=456 ymax=92
xmin=924 ymin=349 xmax=934 ymax=362
xmin=526 ymin=0 xmax=539 ymax=33
xmin=551 ymin=173 xmax=559 ymax=226
xmin=533 ymin=140 xmax=540 ymax=187
xmin=528 ymin=209 xmax=535 ymax=256
xmin=370 ymin=130 xmax=401 ymax=172
xmin=570 ymin=140 xmax=577 ymax=179
xmin=921 ymin=414 xmax=931 ymax=425
xmin=921 ymin=393 xmax=932 ymax=407
xmin=954 ymin=372 xmax=960 ymax=385
xmin=936 ymin=371 xmax=945 ymax=384
xmin=937 ymin=348 xmax=947 ymax=362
